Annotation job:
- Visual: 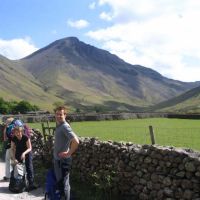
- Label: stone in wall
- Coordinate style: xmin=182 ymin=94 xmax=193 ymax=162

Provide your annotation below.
xmin=16 ymin=127 xmax=200 ymax=200
xmin=72 ymin=137 xmax=200 ymax=199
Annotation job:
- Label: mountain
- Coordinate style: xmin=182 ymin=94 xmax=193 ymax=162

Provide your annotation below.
xmin=0 ymin=37 xmax=200 ymax=112
xmin=0 ymin=55 xmax=64 ymax=110
xmin=148 ymin=85 xmax=200 ymax=113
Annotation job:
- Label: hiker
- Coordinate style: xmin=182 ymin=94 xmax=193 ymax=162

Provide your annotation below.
xmin=2 ymin=117 xmax=14 ymax=181
xmin=53 ymin=106 xmax=79 ymax=200
xmin=11 ymin=125 xmax=37 ymax=191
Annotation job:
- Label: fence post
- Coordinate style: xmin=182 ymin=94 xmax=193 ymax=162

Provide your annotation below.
xmin=149 ymin=125 xmax=155 ymax=145
xmin=46 ymin=120 xmax=51 ymax=135
xmin=41 ymin=122 xmax=46 ymax=142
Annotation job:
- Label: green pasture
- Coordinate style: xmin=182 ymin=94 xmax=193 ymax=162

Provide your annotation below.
xmin=28 ymin=118 xmax=200 ymax=151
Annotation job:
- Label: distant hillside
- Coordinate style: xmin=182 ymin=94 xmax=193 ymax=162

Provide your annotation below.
xmin=0 ymin=55 xmax=64 ymax=111
xmin=0 ymin=37 xmax=200 ymax=112
xmin=149 ymin=85 xmax=200 ymax=113
xmin=20 ymin=37 xmax=200 ymax=111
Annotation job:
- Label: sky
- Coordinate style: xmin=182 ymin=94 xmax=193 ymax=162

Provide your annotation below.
xmin=0 ymin=0 xmax=200 ymax=82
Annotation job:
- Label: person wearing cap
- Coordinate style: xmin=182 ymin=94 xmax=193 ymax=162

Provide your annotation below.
xmin=2 ymin=117 xmax=14 ymax=181
xmin=11 ymin=124 xmax=37 ymax=190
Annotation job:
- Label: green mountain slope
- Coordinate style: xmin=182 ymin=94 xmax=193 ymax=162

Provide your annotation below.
xmin=0 ymin=55 xmax=64 ymax=110
xmin=0 ymin=37 xmax=200 ymax=112
xmin=20 ymin=37 xmax=199 ymax=111
xmin=149 ymin=86 xmax=200 ymax=113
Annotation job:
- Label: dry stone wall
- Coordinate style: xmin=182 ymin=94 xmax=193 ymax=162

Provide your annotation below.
xmin=1 ymin=123 xmax=199 ymax=199
xmin=1 ymin=112 xmax=167 ymax=123
xmin=72 ymin=137 xmax=200 ymax=200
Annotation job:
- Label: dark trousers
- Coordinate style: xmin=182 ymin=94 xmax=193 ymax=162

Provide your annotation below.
xmin=25 ymin=152 xmax=34 ymax=185
xmin=54 ymin=157 xmax=72 ymax=200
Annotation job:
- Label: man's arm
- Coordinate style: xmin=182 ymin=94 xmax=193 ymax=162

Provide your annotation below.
xmin=58 ymin=136 xmax=79 ymax=158
xmin=68 ymin=136 xmax=79 ymax=156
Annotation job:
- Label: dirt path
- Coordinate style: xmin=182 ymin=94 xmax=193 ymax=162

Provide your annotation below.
xmin=0 ymin=160 xmax=44 ymax=200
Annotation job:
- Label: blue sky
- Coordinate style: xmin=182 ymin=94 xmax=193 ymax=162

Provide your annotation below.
xmin=0 ymin=0 xmax=200 ymax=82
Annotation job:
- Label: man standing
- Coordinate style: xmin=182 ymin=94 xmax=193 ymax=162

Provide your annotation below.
xmin=53 ymin=106 xmax=79 ymax=200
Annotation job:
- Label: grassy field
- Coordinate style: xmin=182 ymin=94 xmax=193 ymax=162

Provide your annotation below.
xmin=0 ymin=118 xmax=199 ymax=199
xmin=28 ymin=118 xmax=200 ymax=151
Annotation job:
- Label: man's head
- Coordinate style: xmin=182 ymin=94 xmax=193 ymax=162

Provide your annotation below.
xmin=55 ymin=106 xmax=67 ymax=124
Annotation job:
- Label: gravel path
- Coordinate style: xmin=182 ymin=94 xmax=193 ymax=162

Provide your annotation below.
xmin=0 ymin=160 xmax=45 ymax=200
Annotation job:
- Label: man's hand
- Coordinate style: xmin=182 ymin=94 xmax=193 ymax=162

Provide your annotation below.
xmin=58 ymin=150 xmax=70 ymax=158
xmin=58 ymin=137 xmax=79 ymax=159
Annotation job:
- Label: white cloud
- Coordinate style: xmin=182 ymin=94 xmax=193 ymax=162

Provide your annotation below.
xmin=87 ymin=0 xmax=200 ymax=82
xmin=99 ymin=12 xmax=112 ymax=21
xmin=89 ymin=2 xmax=96 ymax=10
xmin=67 ymin=19 xmax=89 ymax=29
xmin=0 ymin=37 xmax=38 ymax=60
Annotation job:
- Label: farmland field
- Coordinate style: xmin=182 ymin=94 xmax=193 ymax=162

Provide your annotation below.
xmin=28 ymin=118 xmax=200 ymax=151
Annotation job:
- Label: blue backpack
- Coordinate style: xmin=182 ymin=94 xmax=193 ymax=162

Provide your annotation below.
xmin=6 ymin=122 xmax=16 ymax=139
xmin=6 ymin=119 xmax=31 ymax=139
xmin=45 ymin=169 xmax=61 ymax=200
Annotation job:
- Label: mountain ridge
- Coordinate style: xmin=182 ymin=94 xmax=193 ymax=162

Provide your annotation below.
xmin=0 ymin=37 xmax=200 ymax=112
xmin=149 ymin=85 xmax=200 ymax=113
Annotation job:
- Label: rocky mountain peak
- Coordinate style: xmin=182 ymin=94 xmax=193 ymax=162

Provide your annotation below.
xmin=2 ymin=36 xmax=197 ymax=112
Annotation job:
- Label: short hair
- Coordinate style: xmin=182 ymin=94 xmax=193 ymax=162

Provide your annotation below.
xmin=54 ymin=106 xmax=67 ymax=114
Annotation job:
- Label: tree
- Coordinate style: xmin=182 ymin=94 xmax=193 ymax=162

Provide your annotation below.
xmin=0 ymin=97 xmax=40 ymax=114
xmin=14 ymin=100 xmax=39 ymax=114
xmin=53 ymin=101 xmax=64 ymax=110
xmin=0 ymin=98 xmax=10 ymax=114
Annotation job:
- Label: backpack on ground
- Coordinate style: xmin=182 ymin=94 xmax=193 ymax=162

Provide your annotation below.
xmin=45 ymin=168 xmax=61 ymax=200
xmin=9 ymin=163 xmax=27 ymax=193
